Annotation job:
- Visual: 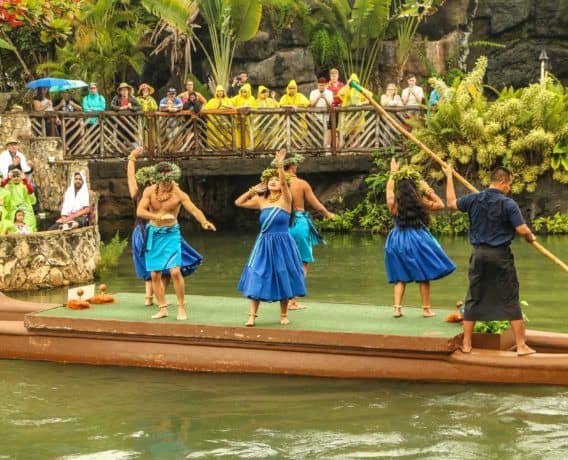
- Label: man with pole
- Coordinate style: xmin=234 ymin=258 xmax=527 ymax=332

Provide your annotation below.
xmin=445 ymin=165 xmax=536 ymax=356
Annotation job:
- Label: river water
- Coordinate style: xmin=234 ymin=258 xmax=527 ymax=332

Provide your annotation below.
xmin=2 ymin=233 xmax=568 ymax=458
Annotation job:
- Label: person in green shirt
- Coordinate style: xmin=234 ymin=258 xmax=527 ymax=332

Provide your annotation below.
xmin=1 ymin=168 xmax=37 ymax=232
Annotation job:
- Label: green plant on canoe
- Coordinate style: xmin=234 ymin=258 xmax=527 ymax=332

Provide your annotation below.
xmin=97 ymin=232 xmax=129 ymax=274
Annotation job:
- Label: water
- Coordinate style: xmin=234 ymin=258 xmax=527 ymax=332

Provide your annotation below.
xmin=3 ymin=232 xmax=568 ymax=458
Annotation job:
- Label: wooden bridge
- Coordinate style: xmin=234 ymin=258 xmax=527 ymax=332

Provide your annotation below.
xmin=25 ymin=106 xmax=421 ymax=159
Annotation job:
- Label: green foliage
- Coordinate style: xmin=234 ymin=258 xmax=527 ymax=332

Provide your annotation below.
xmin=264 ymin=0 xmax=307 ymax=35
xmin=37 ymin=0 xmax=151 ymax=96
xmin=97 ymin=232 xmax=128 ymax=273
xmin=410 ymin=57 xmax=568 ymax=192
xmin=429 ymin=212 xmax=469 ymax=236
xmin=475 ymin=308 xmax=529 ymax=334
xmin=532 ymin=213 xmax=568 ymax=234
xmin=474 ymin=320 xmax=511 ymax=334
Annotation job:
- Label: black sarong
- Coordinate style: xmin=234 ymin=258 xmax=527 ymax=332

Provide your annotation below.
xmin=463 ymin=245 xmax=522 ymax=321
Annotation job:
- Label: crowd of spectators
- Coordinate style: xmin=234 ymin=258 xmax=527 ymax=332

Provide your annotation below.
xmin=0 ymin=138 xmax=92 ymax=235
xmin=27 ymin=70 xmax=427 ymax=119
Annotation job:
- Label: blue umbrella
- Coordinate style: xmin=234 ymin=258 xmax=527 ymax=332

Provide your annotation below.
xmin=49 ymin=80 xmax=88 ymax=93
xmin=26 ymin=77 xmax=71 ymax=89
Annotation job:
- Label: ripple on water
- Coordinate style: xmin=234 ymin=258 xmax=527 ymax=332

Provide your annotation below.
xmin=58 ymin=451 xmax=141 ymax=460
xmin=10 ymin=417 xmax=77 ymax=426
xmin=186 ymin=440 xmax=279 ymax=458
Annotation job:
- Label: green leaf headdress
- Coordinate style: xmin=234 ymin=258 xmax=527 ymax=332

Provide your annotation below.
xmin=153 ymin=162 xmax=182 ymax=183
xmin=135 ymin=166 xmax=156 ymax=187
xmin=270 ymin=153 xmax=305 ymax=168
xmin=391 ymin=166 xmax=422 ymax=185
xmin=260 ymin=168 xmax=291 ymax=185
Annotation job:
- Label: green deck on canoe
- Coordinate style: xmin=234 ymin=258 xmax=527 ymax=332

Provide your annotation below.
xmin=34 ymin=293 xmax=462 ymax=338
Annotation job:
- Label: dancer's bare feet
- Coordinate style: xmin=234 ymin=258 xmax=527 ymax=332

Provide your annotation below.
xmin=460 ymin=344 xmax=472 ymax=353
xmin=152 ymin=305 xmax=168 ymax=319
xmin=245 ymin=314 xmax=257 ymax=327
xmin=280 ymin=314 xmax=290 ymax=325
xmin=288 ymin=299 xmax=306 ymax=310
xmin=144 ymin=296 xmax=154 ymax=307
xmin=517 ymin=345 xmax=536 ymax=356
xmin=393 ymin=305 xmax=403 ymax=318
xmin=422 ymin=306 xmax=436 ymax=317
xmin=177 ymin=304 xmax=187 ymax=321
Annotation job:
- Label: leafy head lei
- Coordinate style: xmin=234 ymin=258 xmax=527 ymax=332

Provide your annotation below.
xmin=135 ymin=166 xmax=155 ymax=187
xmin=391 ymin=166 xmax=422 ymax=185
xmin=260 ymin=168 xmax=292 ymax=185
xmin=154 ymin=161 xmax=182 ymax=183
xmin=270 ymin=153 xmax=305 ymax=168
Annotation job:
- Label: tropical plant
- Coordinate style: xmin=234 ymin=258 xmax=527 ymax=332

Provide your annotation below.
xmin=141 ymin=0 xmax=200 ymax=82
xmin=532 ymin=213 xmax=568 ymax=234
xmin=0 ymin=0 xmax=83 ymax=80
xmin=196 ymin=0 xmax=262 ymax=91
xmin=37 ymin=0 xmax=150 ymax=96
xmin=410 ymin=56 xmax=568 ymax=192
xmin=393 ymin=0 xmax=446 ymax=83
xmin=97 ymin=232 xmax=128 ymax=273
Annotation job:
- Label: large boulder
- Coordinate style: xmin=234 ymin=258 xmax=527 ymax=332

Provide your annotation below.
xmin=418 ymin=0 xmax=472 ymax=40
xmin=534 ymin=0 xmax=568 ymax=38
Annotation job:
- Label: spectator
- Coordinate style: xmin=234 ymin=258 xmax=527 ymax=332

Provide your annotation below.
xmin=82 ymin=82 xmax=106 ymax=126
xmin=52 ymin=172 xmax=92 ymax=230
xmin=136 ymin=84 xmax=158 ymax=112
xmin=13 ymin=208 xmax=32 ymax=234
xmin=279 ymin=80 xmax=309 ymax=107
xmin=179 ymin=80 xmax=207 ymax=105
xmin=381 ymin=83 xmax=403 ymax=107
xmin=0 ymin=202 xmax=16 ymax=235
xmin=54 ymin=91 xmax=82 ymax=112
xmin=32 ymin=87 xmax=54 ymax=112
xmin=182 ymin=92 xmax=202 ymax=113
xmin=231 ymin=83 xmax=256 ymax=108
xmin=204 ymin=85 xmax=234 ymax=149
xmin=159 ymin=88 xmax=183 ymax=112
xmin=33 ymin=87 xmax=57 ymax=135
xmin=232 ymin=84 xmax=257 ymax=149
xmin=328 ymin=68 xmax=344 ymax=108
xmin=110 ymin=82 xmax=141 ymax=112
xmin=309 ymin=77 xmax=334 ymax=147
xmin=227 ymin=71 xmax=249 ymax=97
xmin=337 ymin=73 xmax=368 ymax=147
xmin=401 ymin=74 xmax=424 ymax=105
xmin=428 ymin=88 xmax=440 ymax=113
xmin=256 ymin=86 xmax=279 ymax=108
xmin=1 ymin=168 xmax=37 ymax=232
xmin=0 ymin=139 xmax=33 ymax=182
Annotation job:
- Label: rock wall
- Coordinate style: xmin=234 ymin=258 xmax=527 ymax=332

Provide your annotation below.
xmin=224 ymin=0 xmax=566 ymax=93
xmin=0 ymin=226 xmax=100 ymax=291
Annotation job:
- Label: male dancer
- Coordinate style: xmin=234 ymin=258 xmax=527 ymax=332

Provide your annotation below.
xmin=278 ymin=154 xmax=335 ymax=309
xmin=445 ymin=165 xmax=536 ymax=355
xmin=137 ymin=162 xmax=216 ymax=320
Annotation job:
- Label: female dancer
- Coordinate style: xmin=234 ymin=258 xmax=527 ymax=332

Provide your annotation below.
xmin=127 ymin=147 xmax=203 ymax=307
xmin=235 ymin=149 xmax=306 ymax=327
xmin=385 ymin=159 xmax=456 ymax=318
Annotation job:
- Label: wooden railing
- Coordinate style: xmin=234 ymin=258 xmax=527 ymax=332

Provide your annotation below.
xmin=26 ymin=106 xmax=422 ymax=159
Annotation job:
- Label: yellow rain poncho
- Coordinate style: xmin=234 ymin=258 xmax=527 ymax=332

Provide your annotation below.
xmin=256 ymin=85 xmax=279 ymax=108
xmin=231 ymin=84 xmax=256 ymax=149
xmin=204 ymin=85 xmax=234 ymax=150
xmin=338 ymin=73 xmax=366 ymax=139
xmin=279 ymin=80 xmax=309 ymax=107
xmin=254 ymin=85 xmax=281 ymax=148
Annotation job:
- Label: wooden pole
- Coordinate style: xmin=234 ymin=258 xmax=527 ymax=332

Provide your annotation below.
xmin=349 ymin=81 xmax=568 ymax=274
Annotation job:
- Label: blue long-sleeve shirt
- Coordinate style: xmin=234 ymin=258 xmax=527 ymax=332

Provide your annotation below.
xmin=82 ymin=93 xmax=106 ymax=125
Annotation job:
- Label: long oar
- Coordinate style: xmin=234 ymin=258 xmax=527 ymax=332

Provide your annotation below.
xmin=349 ymin=80 xmax=568 ymax=273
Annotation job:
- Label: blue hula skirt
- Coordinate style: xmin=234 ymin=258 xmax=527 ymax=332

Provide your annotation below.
xmin=289 ymin=211 xmax=325 ymax=263
xmin=238 ymin=207 xmax=306 ymax=302
xmin=132 ymin=223 xmax=202 ymax=281
xmin=384 ymin=224 xmax=456 ymax=283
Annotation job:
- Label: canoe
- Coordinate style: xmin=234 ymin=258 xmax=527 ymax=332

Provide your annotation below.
xmin=0 ymin=292 xmax=567 ymax=385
